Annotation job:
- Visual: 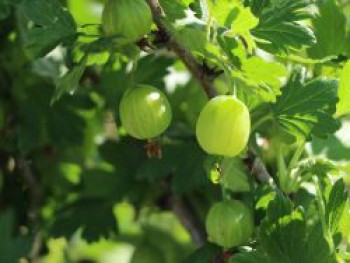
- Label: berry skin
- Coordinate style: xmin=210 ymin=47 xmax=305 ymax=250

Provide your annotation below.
xmin=119 ymin=85 xmax=172 ymax=140
xmin=196 ymin=96 xmax=250 ymax=157
xmin=206 ymin=200 xmax=254 ymax=248
xmin=102 ymin=0 xmax=153 ymax=44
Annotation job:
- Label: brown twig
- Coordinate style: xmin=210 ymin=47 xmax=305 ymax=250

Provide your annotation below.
xmin=145 ymin=0 xmax=217 ymax=99
xmin=170 ymin=196 xmax=207 ymax=247
xmin=16 ymin=156 xmax=43 ymax=260
xmin=244 ymin=151 xmax=272 ymax=184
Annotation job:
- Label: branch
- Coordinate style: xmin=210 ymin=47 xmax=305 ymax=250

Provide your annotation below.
xmin=244 ymin=151 xmax=273 ymax=184
xmin=145 ymin=0 xmax=217 ymax=98
xmin=170 ymin=196 xmax=207 ymax=247
xmin=169 ymin=196 xmax=224 ymax=263
xmin=16 ymin=157 xmax=42 ymax=220
xmin=16 ymin=156 xmax=43 ymax=260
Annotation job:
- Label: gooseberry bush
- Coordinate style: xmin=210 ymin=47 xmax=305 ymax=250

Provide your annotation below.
xmin=1 ymin=0 xmax=350 ymax=262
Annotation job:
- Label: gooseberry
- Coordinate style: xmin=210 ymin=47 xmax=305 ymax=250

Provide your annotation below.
xmin=119 ymin=85 xmax=172 ymax=140
xmin=102 ymin=0 xmax=153 ymax=44
xmin=196 ymin=96 xmax=250 ymax=157
xmin=206 ymin=200 xmax=254 ymax=248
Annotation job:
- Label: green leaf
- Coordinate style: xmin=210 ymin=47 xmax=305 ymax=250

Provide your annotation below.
xmin=261 ymin=206 xmax=307 ymax=262
xmin=306 ymin=223 xmax=337 ymax=263
xmin=244 ymin=0 xmax=270 ymax=17
xmin=252 ymin=0 xmax=315 ymax=53
xmin=273 ymin=70 xmax=340 ymax=139
xmin=0 ymin=210 xmax=32 ymax=262
xmin=17 ymin=0 xmax=77 ymax=59
xmin=208 ymin=0 xmax=258 ymax=52
xmin=50 ymin=198 xmax=118 ymax=242
xmin=232 ymin=57 xmax=287 ymax=103
xmin=220 ymin=157 xmax=250 ymax=192
xmin=326 ymin=179 xmax=348 ymax=235
xmin=51 ymin=55 xmax=87 ymax=104
xmin=133 ymin=55 xmax=174 ymax=89
xmin=259 ymin=194 xmax=337 ymax=263
xmin=175 ymin=23 xmax=208 ymax=56
xmin=16 ymin=82 xmax=88 ymax=153
xmin=308 ymin=0 xmax=347 ymax=59
xmin=159 ymin=0 xmax=188 ymax=21
xmin=68 ymin=0 xmax=103 ymax=25
xmin=139 ymin=141 xmax=209 ymax=195
xmin=336 ymin=60 xmax=350 ymax=117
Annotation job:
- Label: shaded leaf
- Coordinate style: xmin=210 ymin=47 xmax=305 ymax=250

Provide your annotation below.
xmin=308 ymin=0 xmax=347 ymax=59
xmin=50 ymin=198 xmax=117 ymax=242
xmin=17 ymin=0 xmax=77 ymax=59
xmin=273 ymin=70 xmax=340 ymax=139
xmin=326 ymin=179 xmax=348 ymax=234
xmin=51 ymin=55 xmax=87 ymax=104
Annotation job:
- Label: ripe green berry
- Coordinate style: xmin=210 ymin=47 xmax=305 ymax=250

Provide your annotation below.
xmin=196 ymin=96 xmax=250 ymax=157
xmin=206 ymin=200 xmax=254 ymax=248
xmin=102 ymin=0 xmax=153 ymax=44
xmin=119 ymin=85 xmax=172 ymax=140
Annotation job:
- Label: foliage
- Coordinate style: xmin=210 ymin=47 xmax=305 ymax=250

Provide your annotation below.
xmin=0 ymin=0 xmax=350 ymax=262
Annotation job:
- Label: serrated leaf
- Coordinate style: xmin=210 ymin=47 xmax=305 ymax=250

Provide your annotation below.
xmin=159 ymin=0 xmax=188 ymax=21
xmin=306 ymin=223 xmax=337 ymax=263
xmin=232 ymin=57 xmax=287 ymax=103
xmin=326 ymin=179 xmax=348 ymax=234
xmin=244 ymin=0 xmax=270 ymax=17
xmin=51 ymin=55 xmax=87 ymax=104
xmin=273 ymin=70 xmax=340 ymax=139
xmin=261 ymin=206 xmax=308 ymax=262
xmin=259 ymin=194 xmax=337 ymax=263
xmin=50 ymin=198 xmax=117 ymax=242
xmin=308 ymin=0 xmax=347 ymax=59
xmin=336 ymin=60 xmax=350 ymax=117
xmin=252 ymin=0 xmax=315 ymax=53
xmin=208 ymin=0 xmax=258 ymax=52
xmin=17 ymin=0 xmax=77 ymax=59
